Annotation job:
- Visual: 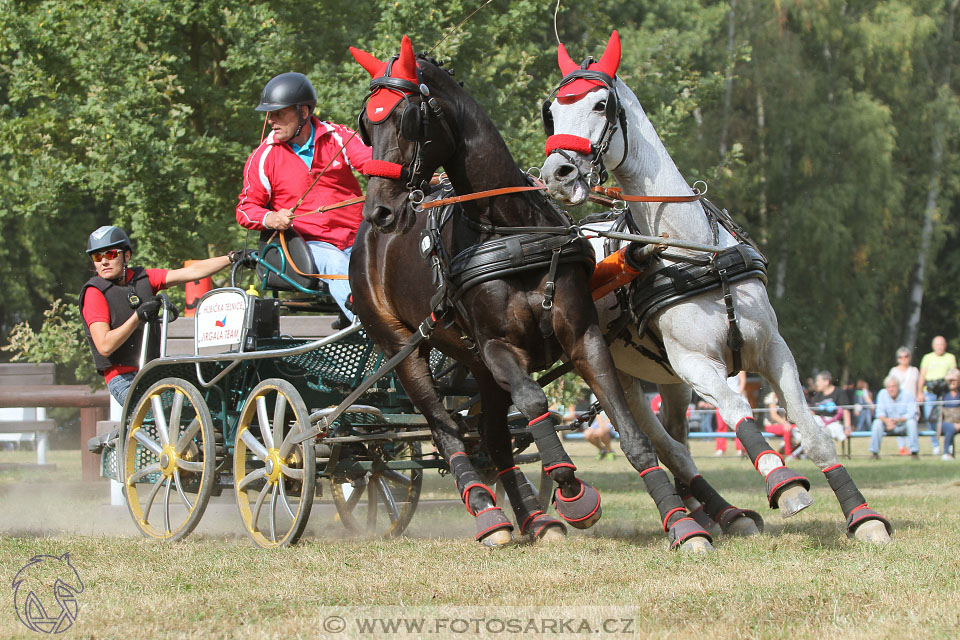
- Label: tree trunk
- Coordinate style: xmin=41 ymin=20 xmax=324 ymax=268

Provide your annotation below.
xmin=903 ymin=0 xmax=958 ymax=352
xmin=719 ymin=0 xmax=737 ymax=157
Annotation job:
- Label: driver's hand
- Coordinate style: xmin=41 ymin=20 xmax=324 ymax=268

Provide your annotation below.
xmin=266 ymin=209 xmax=295 ymax=230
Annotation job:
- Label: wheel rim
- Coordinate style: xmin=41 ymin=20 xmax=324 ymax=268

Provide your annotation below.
xmin=234 ymin=379 xmax=315 ymax=548
xmin=123 ymin=378 xmax=214 ymax=541
xmin=331 ymin=440 xmax=422 ymax=537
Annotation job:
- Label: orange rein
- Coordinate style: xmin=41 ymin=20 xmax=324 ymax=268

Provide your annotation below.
xmin=263 ymin=195 xmax=367 ymax=281
xmin=418 ymin=184 xmax=548 ymax=210
xmin=592 ymin=185 xmax=703 ymax=203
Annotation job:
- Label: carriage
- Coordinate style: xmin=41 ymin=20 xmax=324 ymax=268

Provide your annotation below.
xmin=91 ymin=233 xmax=559 ymax=548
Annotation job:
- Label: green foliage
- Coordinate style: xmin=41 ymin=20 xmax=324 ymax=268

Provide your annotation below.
xmin=2 ymin=298 xmax=99 ymax=386
xmin=2 ymin=0 xmax=960 ymax=388
xmin=539 ymin=371 xmax=591 ymax=412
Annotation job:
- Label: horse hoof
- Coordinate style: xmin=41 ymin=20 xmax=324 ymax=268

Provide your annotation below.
xmin=852 ymin=519 xmax=891 ymax=545
xmin=680 ymin=536 xmax=714 ymax=553
xmin=553 ymin=480 xmax=602 ymax=530
xmin=725 ymin=515 xmax=761 ymax=536
xmin=778 ymin=486 xmax=814 ymax=518
xmin=537 ymin=524 xmax=567 ymax=543
xmin=718 ymin=507 xmax=764 ymax=536
xmin=479 ymin=528 xmax=514 ymax=547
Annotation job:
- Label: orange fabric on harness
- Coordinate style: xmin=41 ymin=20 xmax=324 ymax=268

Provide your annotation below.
xmin=589 ymin=246 xmax=645 ymax=300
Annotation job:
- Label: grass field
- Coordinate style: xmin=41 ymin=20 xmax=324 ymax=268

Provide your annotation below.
xmin=1 ymin=438 xmax=959 ymax=639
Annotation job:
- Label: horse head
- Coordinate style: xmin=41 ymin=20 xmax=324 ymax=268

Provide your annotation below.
xmin=540 ymin=30 xmax=629 ymax=206
xmin=351 ymin=36 xmax=459 ymax=233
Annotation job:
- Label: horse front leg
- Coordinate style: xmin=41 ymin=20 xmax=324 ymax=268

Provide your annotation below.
xmin=479 ymin=340 xmax=601 ymax=530
xmin=762 ymin=338 xmax=891 ymax=544
xmin=656 ymin=381 xmax=763 ymax=536
xmin=562 ymin=325 xmax=712 ymax=551
xmin=393 ymin=351 xmax=514 ymax=547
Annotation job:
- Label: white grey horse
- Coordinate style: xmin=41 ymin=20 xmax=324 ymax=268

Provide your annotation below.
xmin=540 ymin=31 xmax=890 ymax=544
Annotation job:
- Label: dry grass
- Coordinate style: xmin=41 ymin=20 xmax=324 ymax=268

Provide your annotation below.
xmin=2 ymin=439 xmax=959 ymax=639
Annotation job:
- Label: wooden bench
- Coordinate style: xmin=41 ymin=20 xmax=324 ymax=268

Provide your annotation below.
xmin=0 ymin=363 xmax=57 ymax=470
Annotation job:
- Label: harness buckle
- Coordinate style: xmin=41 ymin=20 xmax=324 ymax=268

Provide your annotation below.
xmin=542 ymin=281 xmax=556 ymax=310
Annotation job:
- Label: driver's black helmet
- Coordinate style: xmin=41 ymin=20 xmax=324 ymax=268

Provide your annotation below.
xmin=255 ymin=73 xmax=317 ymax=113
xmin=86 ymin=226 xmax=132 ymax=254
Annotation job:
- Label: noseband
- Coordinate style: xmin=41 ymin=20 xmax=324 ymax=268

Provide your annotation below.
xmin=541 ymin=62 xmax=628 ymax=185
xmin=358 ymin=57 xmax=457 ymax=193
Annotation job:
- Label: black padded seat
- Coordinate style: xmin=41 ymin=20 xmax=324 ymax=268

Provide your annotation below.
xmin=257 ymin=229 xmax=328 ymax=293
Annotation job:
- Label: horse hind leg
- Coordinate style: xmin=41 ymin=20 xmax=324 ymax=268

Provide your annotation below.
xmin=480 ymin=341 xmax=601 ymax=530
xmin=393 ymin=354 xmax=514 ymax=547
xmin=475 ymin=377 xmax=565 ymax=542
xmin=581 ymin=371 xmax=713 ymax=553
xmin=496 ymin=466 xmax=566 ymax=542
xmin=657 ymin=381 xmax=763 ymax=537
xmin=764 ymin=347 xmax=892 ymax=544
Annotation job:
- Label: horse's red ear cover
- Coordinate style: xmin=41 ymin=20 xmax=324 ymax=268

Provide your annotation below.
xmin=556 ymin=30 xmax=621 ymax=100
xmin=350 ymin=35 xmax=419 ymax=123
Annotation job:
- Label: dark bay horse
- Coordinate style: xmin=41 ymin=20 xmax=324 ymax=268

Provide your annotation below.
xmin=348 ymin=35 xmax=713 ymax=551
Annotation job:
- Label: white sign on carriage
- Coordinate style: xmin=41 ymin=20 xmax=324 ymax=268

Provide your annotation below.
xmin=194 ymin=290 xmax=246 ymax=349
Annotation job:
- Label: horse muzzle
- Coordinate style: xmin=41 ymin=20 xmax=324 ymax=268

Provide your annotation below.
xmin=540 ymin=153 xmax=591 ymax=206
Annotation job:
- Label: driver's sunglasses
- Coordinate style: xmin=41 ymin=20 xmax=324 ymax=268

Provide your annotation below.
xmin=91 ymin=249 xmax=122 ymax=262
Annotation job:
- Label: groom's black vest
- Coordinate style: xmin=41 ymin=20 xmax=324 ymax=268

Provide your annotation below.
xmin=79 ymin=267 xmax=158 ymax=374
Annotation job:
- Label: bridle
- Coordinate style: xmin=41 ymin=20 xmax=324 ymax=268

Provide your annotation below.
xmin=358 ymin=56 xmax=552 ymax=213
xmin=357 ymin=56 xmax=457 ymax=193
xmin=541 ymin=60 xmax=628 ymax=186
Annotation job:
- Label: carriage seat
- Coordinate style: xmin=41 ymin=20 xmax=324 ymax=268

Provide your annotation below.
xmin=257 ymin=228 xmax=330 ymax=294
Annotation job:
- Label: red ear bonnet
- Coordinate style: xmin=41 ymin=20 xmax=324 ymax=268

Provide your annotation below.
xmin=350 ymin=35 xmax=420 ymax=123
xmin=556 ymin=30 xmax=621 ymax=99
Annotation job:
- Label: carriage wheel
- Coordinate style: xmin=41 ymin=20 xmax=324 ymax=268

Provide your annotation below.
xmin=122 ymin=378 xmax=216 ymax=541
xmin=330 ymin=440 xmax=423 ymax=537
xmin=234 ymin=379 xmax=316 ymax=548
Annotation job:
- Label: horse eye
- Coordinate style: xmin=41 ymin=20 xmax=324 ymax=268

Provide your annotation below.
xmin=593 ymin=101 xmax=606 ymax=112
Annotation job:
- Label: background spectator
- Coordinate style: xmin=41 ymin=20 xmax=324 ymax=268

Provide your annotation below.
xmin=869 ymin=376 xmax=918 ymax=459
xmin=938 ymin=368 xmax=960 ymax=460
xmin=762 ymin=392 xmax=800 ymax=459
xmin=583 ymin=411 xmax=614 ymax=461
xmin=853 ymin=378 xmax=875 ymax=432
xmin=917 ymin=336 xmax=957 ymax=455
xmin=887 ymin=346 xmax=920 ymax=455
xmin=811 ymin=371 xmax=852 ymax=439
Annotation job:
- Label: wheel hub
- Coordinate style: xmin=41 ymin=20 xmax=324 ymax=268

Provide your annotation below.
xmin=265 ymin=449 xmax=284 ymax=484
xmin=159 ymin=445 xmax=177 ymax=477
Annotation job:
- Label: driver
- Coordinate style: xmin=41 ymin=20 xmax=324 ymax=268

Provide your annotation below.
xmin=79 ymin=225 xmax=251 ymax=404
xmin=236 ymin=72 xmax=373 ymax=328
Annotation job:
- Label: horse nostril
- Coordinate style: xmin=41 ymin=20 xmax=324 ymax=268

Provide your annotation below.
xmin=556 ymin=164 xmax=576 ymax=180
xmin=370 ymin=205 xmax=396 ymax=228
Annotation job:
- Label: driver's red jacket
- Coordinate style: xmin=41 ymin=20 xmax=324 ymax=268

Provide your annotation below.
xmin=236 ymin=116 xmax=373 ymax=250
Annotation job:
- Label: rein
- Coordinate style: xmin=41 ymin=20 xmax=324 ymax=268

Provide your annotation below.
xmin=419 ymin=184 xmax=548 ymax=210
xmin=592 ymin=184 xmax=705 ymax=204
